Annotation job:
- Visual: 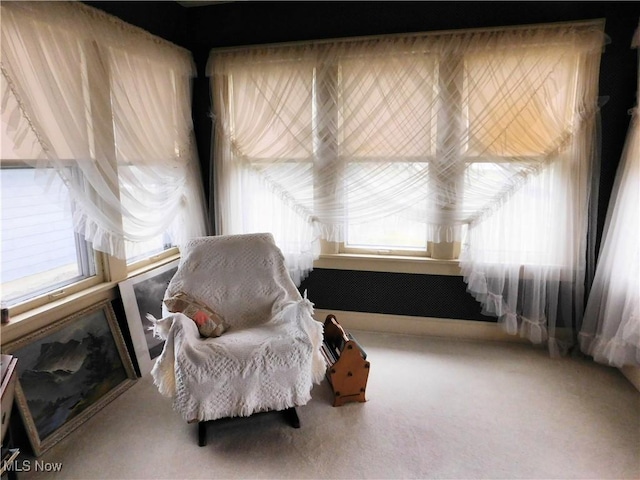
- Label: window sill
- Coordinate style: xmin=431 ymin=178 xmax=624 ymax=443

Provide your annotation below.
xmin=1 ymin=282 xmax=117 ymax=345
xmin=314 ymin=253 xmax=461 ymax=276
xmin=1 ymin=254 xmax=180 ymax=346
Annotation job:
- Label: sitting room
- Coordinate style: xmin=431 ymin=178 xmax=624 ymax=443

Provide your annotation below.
xmin=1 ymin=1 xmax=638 ymax=479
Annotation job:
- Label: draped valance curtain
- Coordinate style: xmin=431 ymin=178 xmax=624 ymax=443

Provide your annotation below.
xmin=579 ymin=23 xmax=640 ymax=368
xmin=209 ymin=21 xmax=606 ymax=352
xmin=1 ymin=1 xmax=207 ymax=259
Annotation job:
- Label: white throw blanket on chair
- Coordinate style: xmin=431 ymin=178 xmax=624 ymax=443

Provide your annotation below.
xmin=150 ymin=233 xmax=326 ymax=422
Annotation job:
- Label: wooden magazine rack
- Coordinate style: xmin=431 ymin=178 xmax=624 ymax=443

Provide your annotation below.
xmin=321 ymin=314 xmax=370 ymax=407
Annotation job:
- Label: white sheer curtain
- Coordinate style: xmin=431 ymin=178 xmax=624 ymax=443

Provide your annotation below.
xmin=458 ymin=26 xmax=604 ymax=354
xmin=579 ymin=24 xmax=640 ymax=367
xmin=1 ymin=1 xmax=207 ymax=259
xmin=209 ymin=21 xmax=605 ymax=305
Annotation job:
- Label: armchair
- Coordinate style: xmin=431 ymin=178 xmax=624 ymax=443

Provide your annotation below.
xmin=150 ymin=233 xmax=325 ymax=445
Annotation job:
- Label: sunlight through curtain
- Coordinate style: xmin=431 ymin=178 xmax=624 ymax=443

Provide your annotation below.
xmin=1 ymin=1 xmax=207 ymax=259
xmin=208 ymin=21 xmax=605 ymax=329
xmin=579 ymin=24 xmax=640 ymax=367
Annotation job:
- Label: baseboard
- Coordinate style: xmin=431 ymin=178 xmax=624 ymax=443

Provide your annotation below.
xmin=313 ymin=309 xmax=528 ymax=344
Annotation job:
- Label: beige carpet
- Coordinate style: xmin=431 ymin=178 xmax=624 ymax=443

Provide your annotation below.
xmin=15 ymin=330 xmax=640 ymax=479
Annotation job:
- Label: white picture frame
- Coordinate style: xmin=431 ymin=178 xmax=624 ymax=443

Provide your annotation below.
xmin=119 ymin=260 xmax=179 ymax=376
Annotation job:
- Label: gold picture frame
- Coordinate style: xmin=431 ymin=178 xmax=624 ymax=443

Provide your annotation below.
xmin=3 ymin=300 xmax=137 ymax=456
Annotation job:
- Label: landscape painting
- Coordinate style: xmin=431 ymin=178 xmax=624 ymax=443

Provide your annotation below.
xmin=119 ymin=259 xmax=178 ymax=375
xmin=4 ymin=300 xmax=136 ymax=456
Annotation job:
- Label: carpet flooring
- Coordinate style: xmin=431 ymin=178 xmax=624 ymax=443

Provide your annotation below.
xmin=14 ymin=330 xmax=640 ymax=479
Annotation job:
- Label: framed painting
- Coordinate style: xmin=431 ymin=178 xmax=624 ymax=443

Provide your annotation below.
xmin=3 ymin=300 xmax=137 ymax=456
xmin=118 ymin=260 xmax=178 ymax=376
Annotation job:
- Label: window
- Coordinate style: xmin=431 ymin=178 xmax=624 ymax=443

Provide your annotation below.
xmin=0 ymin=167 xmax=98 ymax=306
xmin=110 ymin=50 xmax=188 ymax=266
xmin=119 ymin=168 xmax=177 ymax=265
xmin=1 ymin=103 xmax=99 ymax=307
xmin=1 ymin=1 xmax=207 ymax=310
xmin=339 ymin=54 xmax=436 ymax=254
xmin=210 ymin=21 xmax=605 ymax=285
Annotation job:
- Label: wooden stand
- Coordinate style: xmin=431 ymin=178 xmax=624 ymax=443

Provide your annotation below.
xmin=321 ymin=314 xmax=369 ymax=407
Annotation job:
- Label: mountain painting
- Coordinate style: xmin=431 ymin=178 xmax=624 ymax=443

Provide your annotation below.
xmin=8 ymin=301 xmax=136 ymax=451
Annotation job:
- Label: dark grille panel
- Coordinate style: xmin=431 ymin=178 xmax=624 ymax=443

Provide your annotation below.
xmin=300 ymin=269 xmax=495 ymax=322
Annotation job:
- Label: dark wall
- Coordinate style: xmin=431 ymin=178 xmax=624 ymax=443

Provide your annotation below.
xmin=84 ymin=1 xmax=639 ymax=322
xmin=84 ymin=1 xmax=190 ymax=48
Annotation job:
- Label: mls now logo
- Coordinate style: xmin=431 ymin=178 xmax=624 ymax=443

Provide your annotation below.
xmin=3 ymin=459 xmax=63 ymax=472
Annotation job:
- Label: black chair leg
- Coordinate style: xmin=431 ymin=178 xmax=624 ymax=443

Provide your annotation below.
xmin=198 ymin=421 xmax=207 ymax=446
xmin=198 ymin=409 xmax=298 ymax=445
xmin=282 ymin=407 xmax=300 ymax=428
